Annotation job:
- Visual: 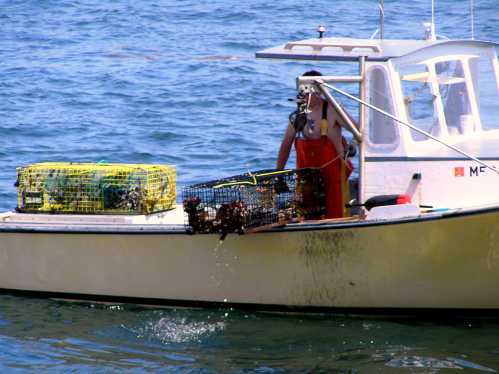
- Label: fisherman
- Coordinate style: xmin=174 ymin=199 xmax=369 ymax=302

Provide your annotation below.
xmin=276 ymin=70 xmax=356 ymax=218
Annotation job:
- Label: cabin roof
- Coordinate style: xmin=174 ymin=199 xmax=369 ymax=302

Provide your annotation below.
xmin=255 ymin=38 xmax=498 ymax=62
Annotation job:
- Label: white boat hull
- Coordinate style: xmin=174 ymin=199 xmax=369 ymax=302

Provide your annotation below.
xmin=0 ymin=206 xmax=498 ymax=311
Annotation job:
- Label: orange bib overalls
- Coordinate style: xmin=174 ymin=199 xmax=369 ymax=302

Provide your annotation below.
xmin=295 ymin=102 xmax=352 ymax=218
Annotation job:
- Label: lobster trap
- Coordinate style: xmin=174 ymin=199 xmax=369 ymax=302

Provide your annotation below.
xmin=16 ymin=162 xmax=176 ymax=215
xmin=183 ymin=168 xmax=325 ymax=235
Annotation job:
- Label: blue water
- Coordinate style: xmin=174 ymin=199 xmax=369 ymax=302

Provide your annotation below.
xmin=1 ymin=0 xmax=499 ymax=372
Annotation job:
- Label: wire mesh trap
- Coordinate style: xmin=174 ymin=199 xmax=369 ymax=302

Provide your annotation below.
xmin=182 ymin=168 xmax=325 ymax=235
xmin=16 ymin=162 xmax=176 ymax=215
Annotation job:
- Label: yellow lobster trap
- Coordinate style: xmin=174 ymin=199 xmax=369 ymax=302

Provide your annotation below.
xmin=16 ymin=162 xmax=176 ymax=214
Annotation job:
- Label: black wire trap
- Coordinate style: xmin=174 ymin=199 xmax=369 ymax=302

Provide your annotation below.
xmin=182 ymin=168 xmax=325 ymax=235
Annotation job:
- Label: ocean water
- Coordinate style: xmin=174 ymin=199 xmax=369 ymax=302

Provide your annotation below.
xmin=0 ymin=0 xmax=499 ymax=372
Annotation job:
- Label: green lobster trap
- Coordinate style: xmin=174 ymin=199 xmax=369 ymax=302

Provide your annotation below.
xmin=183 ymin=168 xmax=325 ymax=235
xmin=16 ymin=162 xmax=176 ymax=215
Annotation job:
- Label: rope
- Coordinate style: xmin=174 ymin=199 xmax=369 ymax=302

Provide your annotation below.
xmin=212 ymin=169 xmax=294 ymax=189
xmin=300 ymin=152 xmax=352 ymax=172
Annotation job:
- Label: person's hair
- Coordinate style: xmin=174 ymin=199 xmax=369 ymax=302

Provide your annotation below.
xmin=302 ymin=70 xmax=322 ymax=77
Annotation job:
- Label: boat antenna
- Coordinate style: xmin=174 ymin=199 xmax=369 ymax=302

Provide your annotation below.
xmin=379 ymin=0 xmax=384 ymax=39
xmin=424 ymin=0 xmax=437 ymax=40
xmin=431 ymin=0 xmax=435 ymax=33
xmin=470 ymin=0 xmax=475 ymax=40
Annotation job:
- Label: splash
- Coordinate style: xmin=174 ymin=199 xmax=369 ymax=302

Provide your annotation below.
xmin=133 ymin=316 xmax=225 ymax=344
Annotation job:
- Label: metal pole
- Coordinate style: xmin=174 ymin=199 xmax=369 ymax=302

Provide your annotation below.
xmin=379 ymin=0 xmax=385 ymax=40
xmin=358 ymin=57 xmax=367 ymax=206
xmin=470 ymin=0 xmax=475 ymax=40
xmin=431 ymin=0 xmax=435 ymax=36
xmin=298 ymin=75 xmax=362 ymax=84
xmin=321 ymin=82 xmax=499 ymax=176
xmin=315 ymin=80 xmax=362 ymax=142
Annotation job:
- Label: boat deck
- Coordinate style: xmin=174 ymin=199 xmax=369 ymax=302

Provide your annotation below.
xmin=0 ymin=203 xmax=488 ymax=234
xmin=0 ymin=205 xmax=186 ymax=226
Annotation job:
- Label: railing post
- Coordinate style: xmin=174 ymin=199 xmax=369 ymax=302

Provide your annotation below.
xmin=358 ymin=56 xmax=367 ymax=208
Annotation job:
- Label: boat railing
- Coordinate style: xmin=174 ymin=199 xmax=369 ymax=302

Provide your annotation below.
xmin=284 ymin=40 xmax=382 ymax=53
xmin=315 ymin=82 xmax=362 ymax=142
xmin=296 ymin=75 xmax=363 ymax=142
xmin=297 ymin=75 xmax=362 ymax=84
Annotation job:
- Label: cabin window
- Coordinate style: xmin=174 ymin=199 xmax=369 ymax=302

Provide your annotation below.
xmin=368 ymin=67 xmax=397 ymax=144
xmin=436 ymin=60 xmax=472 ymax=135
xmin=472 ymin=54 xmax=499 ymax=131
xmin=399 ymin=64 xmax=438 ymax=141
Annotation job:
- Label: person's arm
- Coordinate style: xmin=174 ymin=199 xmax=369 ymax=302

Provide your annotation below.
xmin=276 ymin=123 xmax=296 ymax=169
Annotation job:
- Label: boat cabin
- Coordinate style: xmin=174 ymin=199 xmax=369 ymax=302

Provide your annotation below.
xmin=257 ymin=37 xmax=499 ymax=210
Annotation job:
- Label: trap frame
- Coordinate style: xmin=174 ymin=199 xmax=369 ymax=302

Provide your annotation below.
xmin=183 ymin=168 xmax=325 ymax=235
xmin=16 ymin=162 xmax=176 ymax=215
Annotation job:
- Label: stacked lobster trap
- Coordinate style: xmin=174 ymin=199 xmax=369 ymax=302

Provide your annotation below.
xmin=183 ymin=168 xmax=325 ymax=235
xmin=16 ymin=162 xmax=176 ymax=215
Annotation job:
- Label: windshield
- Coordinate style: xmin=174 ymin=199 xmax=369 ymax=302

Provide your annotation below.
xmin=399 ymin=63 xmax=439 ymax=141
xmin=472 ymin=52 xmax=499 ymax=130
xmin=437 ymin=59 xmax=473 ymax=135
xmin=398 ymin=50 xmax=499 ymax=140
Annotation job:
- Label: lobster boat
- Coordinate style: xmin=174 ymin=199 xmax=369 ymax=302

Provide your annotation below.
xmin=1 ymin=20 xmax=499 ymax=313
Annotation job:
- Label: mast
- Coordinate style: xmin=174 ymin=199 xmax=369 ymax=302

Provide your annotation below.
xmin=470 ymin=0 xmax=475 ymax=40
xmin=425 ymin=0 xmax=436 ymax=40
xmin=379 ymin=0 xmax=384 ymax=40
